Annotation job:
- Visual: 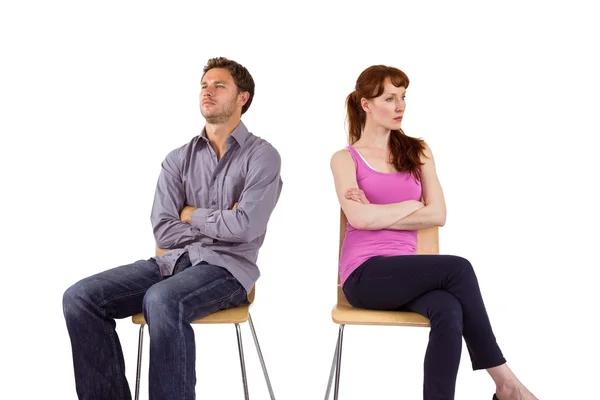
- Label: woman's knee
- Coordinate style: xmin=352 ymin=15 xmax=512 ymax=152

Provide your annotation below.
xmin=428 ymin=292 xmax=463 ymax=332
xmin=447 ymin=255 xmax=476 ymax=277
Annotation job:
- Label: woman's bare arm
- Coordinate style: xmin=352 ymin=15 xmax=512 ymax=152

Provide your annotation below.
xmin=386 ymin=144 xmax=446 ymax=230
xmin=330 ymin=149 xmax=423 ymax=230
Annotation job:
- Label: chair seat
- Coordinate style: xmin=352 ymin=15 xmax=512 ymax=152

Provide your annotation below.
xmin=332 ymin=304 xmax=430 ymax=327
xmin=132 ymin=303 xmax=251 ymax=325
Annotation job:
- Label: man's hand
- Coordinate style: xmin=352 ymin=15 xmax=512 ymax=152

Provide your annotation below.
xmin=345 ymin=188 xmax=370 ymax=204
xmin=156 ymin=247 xmax=169 ymax=257
xmin=181 ymin=203 xmax=237 ymax=224
xmin=180 ymin=206 xmax=197 ymax=224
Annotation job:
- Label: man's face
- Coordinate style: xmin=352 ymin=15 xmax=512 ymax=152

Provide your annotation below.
xmin=199 ymin=68 xmax=245 ymax=124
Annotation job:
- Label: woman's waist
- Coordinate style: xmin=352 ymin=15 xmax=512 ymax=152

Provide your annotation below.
xmin=344 ymin=228 xmax=417 ymax=242
xmin=340 ymin=235 xmax=416 ymax=258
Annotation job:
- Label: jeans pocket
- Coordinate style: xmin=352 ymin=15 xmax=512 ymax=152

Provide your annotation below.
xmin=219 ymin=283 xmax=246 ymax=310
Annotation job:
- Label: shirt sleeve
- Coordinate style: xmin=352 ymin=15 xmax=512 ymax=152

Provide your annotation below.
xmin=190 ymin=144 xmax=282 ymax=243
xmin=150 ymin=147 xmax=208 ymax=248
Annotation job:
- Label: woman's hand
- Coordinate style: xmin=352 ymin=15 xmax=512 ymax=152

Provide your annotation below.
xmin=345 ymin=188 xmax=370 ymax=204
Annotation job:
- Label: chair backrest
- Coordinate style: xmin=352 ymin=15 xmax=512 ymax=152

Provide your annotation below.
xmin=155 ymin=246 xmax=256 ymax=303
xmin=337 ymin=209 xmax=439 ymax=307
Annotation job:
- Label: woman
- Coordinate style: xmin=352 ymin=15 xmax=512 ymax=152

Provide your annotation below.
xmin=329 ymin=65 xmax=538 ymax=400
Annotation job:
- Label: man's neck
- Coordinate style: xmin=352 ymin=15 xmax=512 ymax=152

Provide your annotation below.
xmin=205 ymin=117 xmax=241 ymax=160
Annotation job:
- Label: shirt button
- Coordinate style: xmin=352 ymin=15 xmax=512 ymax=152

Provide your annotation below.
xmin=211 ymin=201 xmax=216 ymax=206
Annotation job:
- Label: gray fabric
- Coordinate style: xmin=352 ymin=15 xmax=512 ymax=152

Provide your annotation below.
xmin=150 ymin=121 xmax=282 ymax=294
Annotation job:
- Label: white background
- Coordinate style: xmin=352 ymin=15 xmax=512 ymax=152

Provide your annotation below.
xmin=1 ymin=1 xmax=599 ymax=399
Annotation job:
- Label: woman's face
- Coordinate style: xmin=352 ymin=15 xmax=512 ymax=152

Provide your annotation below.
xmin=363 ymin=79 xmax=406 ymax=130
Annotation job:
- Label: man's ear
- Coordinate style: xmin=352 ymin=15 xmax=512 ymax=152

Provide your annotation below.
xmin=238 ymin=91 xmax=250 ymax=107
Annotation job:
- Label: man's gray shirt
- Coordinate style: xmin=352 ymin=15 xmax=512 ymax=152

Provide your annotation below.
xmin=150 ymin=121 xmax=282 ymax=295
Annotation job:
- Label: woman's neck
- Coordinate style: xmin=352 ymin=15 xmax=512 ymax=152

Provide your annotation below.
xmin=356 ymin=122 xmax=391 ymax=148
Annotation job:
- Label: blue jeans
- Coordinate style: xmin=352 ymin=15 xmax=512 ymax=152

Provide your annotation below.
xmin=62 ymin=253 xmax=247 ymax=400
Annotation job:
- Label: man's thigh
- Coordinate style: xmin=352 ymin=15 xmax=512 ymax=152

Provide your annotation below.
xmin=147 ymin=263 xmax=247 ymax=322
xmin=65 ymin=259 xmax=164 ymax=319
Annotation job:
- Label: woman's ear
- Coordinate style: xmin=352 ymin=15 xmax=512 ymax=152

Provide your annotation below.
xmin=361 ymin=98 xmax=370 ymax=113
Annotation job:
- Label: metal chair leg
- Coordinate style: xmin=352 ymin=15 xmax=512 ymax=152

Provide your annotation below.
xmin=324 ymin=335 xmax=340 ymax=400
xmin=247 ymin=314 xmax=276 ymax=400
xmin=235 ymin=323 xmax=250 ymax=400
xmin=333 ymin=325 xmax=345 ymax=400
xmin=134 ymin=324 xmax=145 ymax=400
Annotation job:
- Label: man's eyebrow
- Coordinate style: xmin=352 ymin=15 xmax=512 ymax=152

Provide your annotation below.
xmin=201 ymin=80 xmax=227 ymax=85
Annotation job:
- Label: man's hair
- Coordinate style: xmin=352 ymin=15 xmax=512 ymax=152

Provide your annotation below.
xmin=202 ymin=57 xmax=255 ymax=115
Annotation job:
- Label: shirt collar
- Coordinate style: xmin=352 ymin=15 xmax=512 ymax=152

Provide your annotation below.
xmin=199 ymin=121 xmax=250 ymax=147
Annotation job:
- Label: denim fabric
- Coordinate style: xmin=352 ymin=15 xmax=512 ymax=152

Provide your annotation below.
xmin=63 ymin=255 xmax=247 ymax=400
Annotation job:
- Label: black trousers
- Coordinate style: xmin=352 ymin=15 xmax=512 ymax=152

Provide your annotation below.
xmin=343 ymin=255 xmax=506 ymax=400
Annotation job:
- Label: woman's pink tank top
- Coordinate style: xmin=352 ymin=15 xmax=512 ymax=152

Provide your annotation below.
xmin=339 ymin=145 xmax=422 ymax=285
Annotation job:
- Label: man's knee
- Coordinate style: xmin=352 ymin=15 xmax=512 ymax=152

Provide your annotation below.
xmin=142 ymin=285 xmax=176 ymax=322
xmin=62 ymin=280 xmax=88 ymax=320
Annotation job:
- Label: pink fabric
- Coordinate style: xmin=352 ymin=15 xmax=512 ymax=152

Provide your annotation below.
xmin=339 ymin=145 xmax=422 ymax=285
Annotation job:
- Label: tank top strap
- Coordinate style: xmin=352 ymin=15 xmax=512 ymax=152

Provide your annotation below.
xmin=345 ymin=145 xmax=367 ymax=174
xmin=345 ymin=144 xmax=360 ymax=164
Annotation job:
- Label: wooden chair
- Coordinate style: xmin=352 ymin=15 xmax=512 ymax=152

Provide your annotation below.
xmin=131 ymin=248 xmax=276 ymax=400
xmin=324 ymin=210 xmax=439 ymax=399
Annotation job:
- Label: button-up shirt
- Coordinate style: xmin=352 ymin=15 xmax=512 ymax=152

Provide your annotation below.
xmin=150 ymin=121 xmax=282 ymax=294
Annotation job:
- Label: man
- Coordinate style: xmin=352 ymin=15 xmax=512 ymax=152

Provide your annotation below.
xmin=63 ymin=57 xmax=282 ymax=400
